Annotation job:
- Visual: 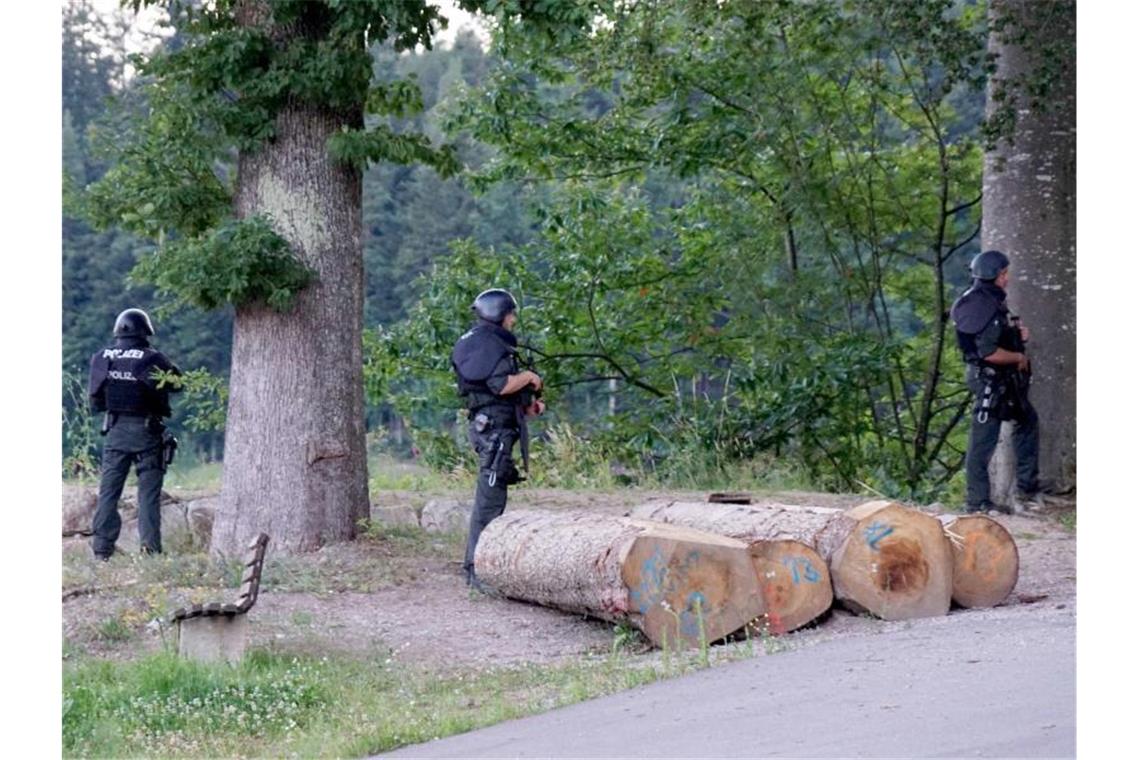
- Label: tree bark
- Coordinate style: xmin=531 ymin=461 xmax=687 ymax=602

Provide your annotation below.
xmin=211 ymin=4 xmax=369 ymax=555
xmin=938 ymin=514 xmax=1019 ymax=608
xmin=631 ymin=500 xmax=954 ymax=621
xmin=983 ymin=0 xmax=1077 ymax=496
xmin=473 ymin=510 xmax=771 ymax=649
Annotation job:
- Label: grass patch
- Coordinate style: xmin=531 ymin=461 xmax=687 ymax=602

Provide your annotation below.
xmin=63 ymin=645 xmax=741 ymax=758
xmin=162 ymin=460 xmax=224 ymax=492
xmin=1057 ymin=509 xmax=1076 ymax=533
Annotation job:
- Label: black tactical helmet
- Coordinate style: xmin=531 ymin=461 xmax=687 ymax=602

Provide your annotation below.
xmin=970 ymin=250 xmax=1011 ymax=281
xmin=472 ymin=289 xmax=518 ymax=324
xmin=113 ymin=308 xmax=155 ymax=338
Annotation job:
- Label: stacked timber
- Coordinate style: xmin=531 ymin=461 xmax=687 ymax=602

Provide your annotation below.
xmin=630 ymin=499 xmax=954 ymax=621
xmin=473 ymin=510 xmax=832 ymax=648
xmin=938 ymin=514 xmax=1019 ymax=608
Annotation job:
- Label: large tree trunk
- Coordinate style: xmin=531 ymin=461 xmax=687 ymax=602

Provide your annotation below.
xmin=474 ymin=510 xmax=773 ymax=649
xmin=211 ymin=5 xmax=369 ymax=555
xmin=631 ymin=500 xmax=954 ymax=621
xmin=983 ymin=0 xmax=1077 ymax=498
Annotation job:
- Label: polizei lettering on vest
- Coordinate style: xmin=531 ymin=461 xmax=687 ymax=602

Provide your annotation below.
xmin=102 ymin=349 xmax=146 ymax=360
xmin=108 ymin=370 xmax=138 ymax=381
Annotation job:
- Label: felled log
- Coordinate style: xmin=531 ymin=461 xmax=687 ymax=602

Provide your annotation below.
xmin=939 ymin=514 xmax=1020 ymax=608
xmin=474 ymin=510 xmax=767 ymax=649
xmin=748 ymin=539 xmax=834 ymax=634
xmin=630 ymin=499 xmax=954 ymax=621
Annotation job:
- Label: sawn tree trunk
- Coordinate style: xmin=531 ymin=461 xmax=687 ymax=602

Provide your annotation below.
xmin=473 ymin=510 xmax=772 ymax=649
xmin=631 ymin=500 xmax=954 ymax=621
xmin=939 ymin=514 xmax=1019 ymax=608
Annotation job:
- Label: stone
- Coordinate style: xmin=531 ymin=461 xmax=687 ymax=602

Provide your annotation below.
xmin=62 ymin=485 xmax=98 ymax=536
xmin=177 ymin=615 xmax=249 ymax=664
xmin=186 ymin=497 xmax=218 ymax=548
xmin=372 ymin=504 xmax=420 ymax=528
xmin=420 ymin=499 xmax=473 ymax=534
xmin=120 ymin=499 xmax=210 ymax=554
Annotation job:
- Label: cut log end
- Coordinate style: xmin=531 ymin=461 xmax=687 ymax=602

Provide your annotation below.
xmin=749 ymin=540 xmax=833 ymax=635
xmin=942 ymin=515 xmax=1019 ymax=608
xmin=830 ymin=502 xmax=953 ymax=621
xmin=620 ymin=522 xmax=766 ymax=650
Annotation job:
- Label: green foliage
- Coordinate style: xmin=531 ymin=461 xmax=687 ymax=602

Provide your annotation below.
xmin=983 ymin=0 xmax=1075 ymax=149
xmin=63 ymin=371 xmax=100 ymax=479
xmin=131 ymin=216 xmax=314 ymax=312
xmin=368 ymin=0 xmax=990 ymax=498
xmin=328 ymin=123 xmax=460 ymax=175
xmin=155 ymin=368 xmax=229 ymax=433
xmin=80 ymin=81 xmax=232 ymax=241
xmin=79 ymin=0 xmax=481 ymax=318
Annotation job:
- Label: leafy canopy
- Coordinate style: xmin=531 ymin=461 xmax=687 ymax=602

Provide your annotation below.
xmin=370 ymin=0 xmax=990 ymax=496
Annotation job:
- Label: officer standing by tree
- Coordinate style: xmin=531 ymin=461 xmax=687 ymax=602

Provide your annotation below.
xmin=88 ymin=308 xmax=182 ymax=560
xmin=951 ymin=250 xmax=1040 ymax=514
xmin=451 ymin=289 xmax=545 ymax=591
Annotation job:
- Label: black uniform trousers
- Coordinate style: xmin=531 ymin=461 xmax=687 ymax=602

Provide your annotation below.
xmin=463 ymin=408 xmax=520 ymax=576
xmin=965 ymin=374 xmax=1040 ymax=508
xmin=92 ymin=415 xmax=165 ymax=557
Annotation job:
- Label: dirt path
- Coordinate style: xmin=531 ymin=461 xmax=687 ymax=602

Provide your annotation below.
xmin=62 ymin=488 xmax=1076 ymax=672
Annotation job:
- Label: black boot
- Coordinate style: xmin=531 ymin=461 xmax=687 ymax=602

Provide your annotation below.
xmin=466 ymin=567 xmax=498 ymax=596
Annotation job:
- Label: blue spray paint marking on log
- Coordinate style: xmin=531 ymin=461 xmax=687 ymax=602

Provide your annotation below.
xmin=680 ymin=591 xmax=707 ymax=638
xmin=629 ymin=546 xmax=668 ymax=614
xmin=781 ymin=556 xmax=821 ymax=584
xmin=864 ymin=521 xmax=894 ymax=551
xmin=629 ymin=545 xmax=712 ymax=639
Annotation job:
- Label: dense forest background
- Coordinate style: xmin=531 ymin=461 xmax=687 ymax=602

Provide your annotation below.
xmin=63 ymin=4 xmax=540 ymax=468
xmin=63 ymin=0 xmax=994 ymax=501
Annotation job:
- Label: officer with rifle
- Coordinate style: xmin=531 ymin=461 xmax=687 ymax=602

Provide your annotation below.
xmin=87 ymin=308 xmax=182 ymax=560
xmin=950 ymin=250 xmax=1040 ymax=514
xmin=451 ymin=289 xmax=545 ymax=592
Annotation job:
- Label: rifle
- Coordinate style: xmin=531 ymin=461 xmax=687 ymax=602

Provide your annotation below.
xmin=515 ymin=343 xmax=543 ymax=473
xmin=1008 ymin=314 xmax=1032 ymax=416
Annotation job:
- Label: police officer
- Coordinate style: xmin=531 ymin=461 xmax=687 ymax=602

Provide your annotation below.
xmin=950 ymin=250 xmax=1040 ymax=514
xmin=88 ymin=308 xmax=182 ymax=559
xmin=451 ymin=289 xmax=545 ymax=591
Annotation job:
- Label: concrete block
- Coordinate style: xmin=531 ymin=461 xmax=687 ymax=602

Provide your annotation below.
xmin=177 ymin=615 xmax=249 ymax=664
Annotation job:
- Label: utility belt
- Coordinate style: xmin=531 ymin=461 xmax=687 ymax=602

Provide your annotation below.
xmin=101 ymin=412 xmax=179 ymax=470
xmin=468 ymin=402 xmax=519 ymax=427
xmin=469 ymin=409 xmax=522 ymax=487
xmin=969 ymin=363 xmax=1026 ymax=424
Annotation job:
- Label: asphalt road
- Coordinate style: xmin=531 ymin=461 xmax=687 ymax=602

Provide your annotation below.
xmin=383 ymin=605 xmax=1074 ymax=758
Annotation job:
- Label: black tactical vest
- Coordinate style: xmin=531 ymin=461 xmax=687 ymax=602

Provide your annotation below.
xmin=451 ymin=322 xmax=519 ymax=411
xmin=950 ymin=280 xmax=1019 ymax=366
xmin=88 ymin=340 xmax=174 ymax=417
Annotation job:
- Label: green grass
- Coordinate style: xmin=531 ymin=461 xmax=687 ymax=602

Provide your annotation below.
xmin=70 ymin=439 xmax=831 ymax=501
xmin=162 ymin=460 xmax=224 ymax=491
xmin=63 ymin=646 xmax=732 ymax=758
xmin=1058 ymin=509 xmax=1076 ymax=533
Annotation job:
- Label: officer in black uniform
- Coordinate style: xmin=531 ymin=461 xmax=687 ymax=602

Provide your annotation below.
xmin=950 ymin=250 xmax=1040 ymax=513
xmin=88 ymin=308 xmax=182 ymax=559
xmin=451 ymin=289 xmax=545 ymax=591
